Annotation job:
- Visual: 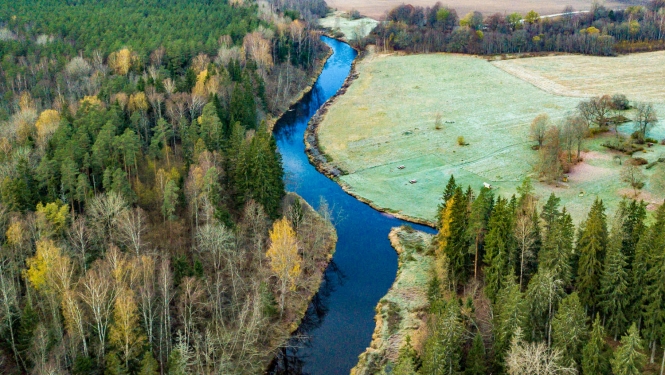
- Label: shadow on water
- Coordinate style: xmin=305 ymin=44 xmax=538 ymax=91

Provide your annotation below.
xmin=268 ymin=36 xmax=437 ymax=375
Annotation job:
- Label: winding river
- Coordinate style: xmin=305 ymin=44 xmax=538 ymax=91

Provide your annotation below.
xmin=270 ymin=37 xmax=436 ymax=375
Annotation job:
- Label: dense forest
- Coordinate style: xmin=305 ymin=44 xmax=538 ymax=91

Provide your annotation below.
xmin=390 ymin=174 xmax=665 ymax=374
xmin=364 ymin=0 xmax=665 ymax=55
xmin=0 ymin=0 xmax=336 ymax=374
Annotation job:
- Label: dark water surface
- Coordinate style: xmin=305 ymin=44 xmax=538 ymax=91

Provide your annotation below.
xmin=270 ymin=36 xmax=436 ymax=375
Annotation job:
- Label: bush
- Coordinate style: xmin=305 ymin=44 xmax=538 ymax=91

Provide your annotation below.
xmin=349 ymin=9 xmax=362 ymax=19
xmin=611 ymin=94 xmax=630 ymax=110
xmin=457 ymin=136 xmax=467 ymax=146
xmin=628 ymin=157 xmax=648 ymax=166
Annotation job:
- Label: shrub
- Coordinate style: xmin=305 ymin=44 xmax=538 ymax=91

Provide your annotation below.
xmin=349 ymin=9 xmax=362 ymax=20
xmin=457 ymin=136 xmax=466 ymax=145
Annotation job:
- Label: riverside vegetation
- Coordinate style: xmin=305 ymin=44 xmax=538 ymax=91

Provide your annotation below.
xmin=0 ymin=0 xmax=340 ymax=374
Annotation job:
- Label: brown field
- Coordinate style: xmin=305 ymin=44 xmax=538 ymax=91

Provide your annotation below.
xmin=326 ymin=0 xmax=629 ymax=20
xmin=492 ymin=51 xmax=665 ymax=103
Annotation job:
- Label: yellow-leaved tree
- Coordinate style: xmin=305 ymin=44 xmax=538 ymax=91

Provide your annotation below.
xmin=266 ymin=217 xmax=301 ymax=314
xmin=25 ymin=239 xmax=70 ymax=294
xmin=108 ymin=288 xmax=146 ymax=369
xmin=434 ymin=197 xmax=454 ymax=286
xmin=36 ymin=201 xmax=69 ymax=238
xmin=35 ymin=109 xmax=60 ymax=149
xmin=192 ymin=69 xmax=208 ymax=98
xmin=109 ymin=48 xmax=135 ymax=75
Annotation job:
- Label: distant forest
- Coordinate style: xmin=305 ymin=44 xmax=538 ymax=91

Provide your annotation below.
xmin=0 ymin=0 xmax=334 ymax=374
xmin=365 ymin=0 xmax=665 ymax=55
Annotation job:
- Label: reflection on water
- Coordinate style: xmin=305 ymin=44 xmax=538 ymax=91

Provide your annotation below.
xmin=269 ymin=37 xmax=437 ymax=375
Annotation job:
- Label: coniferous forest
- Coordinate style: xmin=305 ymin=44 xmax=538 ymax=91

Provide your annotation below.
xmin=396 ymin=175 xmax=665 ymax=375
xmin=0 ymin=0 xmax=336 ymax=374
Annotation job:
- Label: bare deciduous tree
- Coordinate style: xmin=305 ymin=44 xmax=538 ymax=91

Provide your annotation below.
xmin=86 ymin=192 xmax=128 ymax=248
xmin=67 ymin=216 xmax=90 ymax=270
xmin=116 ymin=207 xmax=148 ymax=256
xmin=79 ymin=261 xmax=118 ymax=359
xmin=531 ymin=113 xmax=550 ymax=147
xmin=538 ymin=126 xmax=563 ymax=183
xmin=621 ymin=163 xmax=646 ymax=197
xmin=515 ymin=213 xmax=535 ymax=289
xmin=634 ymin=102 xmax=658 ymax=143
xmin=506 ymin=328 xmax=577 ymax=375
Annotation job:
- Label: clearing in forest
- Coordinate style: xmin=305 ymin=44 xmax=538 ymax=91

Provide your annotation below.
xmin=316 ymin=50 xmax=665 ymax=223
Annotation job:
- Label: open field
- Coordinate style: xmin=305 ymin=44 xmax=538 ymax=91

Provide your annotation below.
xmin=493 ymin=51 xmax=665 ymax=103
xmin=318 ymin=11 xmax=379 ymax=40
xmin=317 ymin=50 xmax=665 ymax=224
xmin=325 ymin=0 xmax=629 ymax=20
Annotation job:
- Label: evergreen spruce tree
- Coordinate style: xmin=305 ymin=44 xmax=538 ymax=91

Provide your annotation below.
xmin=246 ymin=125 xmax=284 ymax=218
xmin=465 ymin=332 xmax=487 ymax=375
xmin=621 ymin=199 xmax=646 ymax=267
xmin=492 ymin=276 xmax=526 ymax=372
xmin=138 ymin=352 xmax=159 ymax=375
xmin=443 ymin=187 xmax=470 ymax=286
xmin=552 ymin=292 xmax=588 ymax=369
xmin=523 ymin=208 xmax=542 ymax=285
xmin=525 ymin=270 xmax=564 ymax=344
xmin=197 ymin=102 xmax=223 ymax=151
xmin=598 ymin=216 xmax=629 ymax=340
xmin=629 ymin=203 xmax=665 ymax=333
xmin=437 ymin=175 xmax=457 ymax=222
xmin=582 ymin=315 xmax=611 ymax=375
xmin=466 ymin=187 xmax=493 ymax=280
xmin=539 ymin=208 xmax=575 ymax=286
xmin=576 ymin=198 xmax=608 ymax=311
xmin=483 ymin=198 xmax=514 ymax=302
xmin=540 ymin=193 xmax=561 ymax=237
xmin=611 ymin=323 xmax=646 ymax=375
xmin=421 ymin=300 xmax=464 ymax=375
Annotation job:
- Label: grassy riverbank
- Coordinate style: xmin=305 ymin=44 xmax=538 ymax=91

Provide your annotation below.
xmin=352 ymin=226 xmax=434 ymax=375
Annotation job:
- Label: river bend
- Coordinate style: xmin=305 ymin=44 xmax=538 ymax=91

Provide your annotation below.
xmin=270 ymin=36 xmax=436 ymax=375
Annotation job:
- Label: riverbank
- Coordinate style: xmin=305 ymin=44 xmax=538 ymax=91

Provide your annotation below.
xmin=304 ymin=47 xmax=436 ymax=227
xmin=352 ymin=226 xmax=434 ymax=375
xmin=266 ymin=35 xmax=333 ymax=133
xmin=264 ymin=192 xmax=337 ymax=370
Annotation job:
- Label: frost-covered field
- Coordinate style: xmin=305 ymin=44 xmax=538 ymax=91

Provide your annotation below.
xmin=317 ymin=51 xmax=665 ymax=223
xmin=492 ymin=51 xmax=665 ymax=103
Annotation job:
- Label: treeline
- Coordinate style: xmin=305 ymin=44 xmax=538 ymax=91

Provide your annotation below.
xmin=365 ymin=0 xmax=665 ymax=55
xmin=393 ymin=176 xmax=665 ymax=374
xmin=0 ymin=0 xmax=336 ymax=374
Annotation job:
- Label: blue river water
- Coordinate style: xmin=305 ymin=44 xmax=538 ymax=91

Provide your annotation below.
xmin=269 ymin=36 xmax=436 ymax=375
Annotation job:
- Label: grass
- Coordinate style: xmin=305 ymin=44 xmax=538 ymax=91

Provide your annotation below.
xmin=317 ymin=11 xmax=378 ymax=41
xmin=317 ymin=49 xmax=665 ymax=224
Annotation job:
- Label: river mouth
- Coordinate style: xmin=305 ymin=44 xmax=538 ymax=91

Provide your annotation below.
xmin=269 ymin=36 xmax=435 ymax=375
